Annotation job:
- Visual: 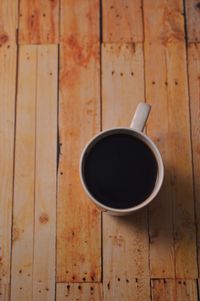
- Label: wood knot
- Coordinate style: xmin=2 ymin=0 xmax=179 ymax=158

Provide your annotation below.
xmin=0 ymin=33 xmax=9 ymax=44
xmin=39 ymin=213 xmax=49 ymax=224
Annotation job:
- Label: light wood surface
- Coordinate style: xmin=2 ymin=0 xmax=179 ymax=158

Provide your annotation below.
xmin=33 ymin=45 xmax=57 ymax=301
xmin=0 ymin=1 xmax=199 ymax=300
xmin=144 ymin=0 xmax=197 ymax=279
xmin=57 ymin=0 xmax=101 ymax=283
xmin=0 ymin=45 xmax=16 ymax=301
xmin=151 ymin=279 xmax=198 ymax=301
xmin=56 ymin=283 xmax=103 ymax=301
xmin=0 ymin=0 xmax=18 ymax=47
xmin=102 ymin=43 xmax=150 ymax=300
xmin=11 ymin=45 xmax=37 ymax=301
xmin=188 ymin=42 xmax=200 ymax=276
xmin=102 ymin=0 xmax=143 ymax=43
xmin=19 ymin=0 xmax=59 ymax=44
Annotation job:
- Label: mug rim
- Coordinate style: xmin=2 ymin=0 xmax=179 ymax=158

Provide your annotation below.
xmin=79 ymin=127 xmax=164 ymax=214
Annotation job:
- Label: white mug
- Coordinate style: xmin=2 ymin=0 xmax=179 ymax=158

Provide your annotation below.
xmin=79 ymin=102 xmax=164 ymax=216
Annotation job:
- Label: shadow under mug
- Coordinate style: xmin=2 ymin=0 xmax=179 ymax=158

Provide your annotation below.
xmin=79 ymin=102 xmax=164 ymax=216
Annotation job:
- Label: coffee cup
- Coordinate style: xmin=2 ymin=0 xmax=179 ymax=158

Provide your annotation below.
xmin=79 ymin=102 xmax=164 ymax=216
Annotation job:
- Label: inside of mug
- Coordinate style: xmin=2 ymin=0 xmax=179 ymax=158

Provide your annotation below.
xmin=81 ymin=128 xmax=164 ymax=212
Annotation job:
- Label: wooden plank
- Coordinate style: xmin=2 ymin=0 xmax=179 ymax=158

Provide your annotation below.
xmin=188 ymin=43 xmax=200 ymax=274
xmin=56 ymin=283 xmax=102 ymax=301
xmin=0 ymin=0 xmax=18 ymax=47
xmin=104 ymin=278 xmax=150 ymax=301
xmin=33 ymin=45 xmax=57 ymax=301
xmin=57 ymin=0 xmax=101 ymax=282
xmin=151 ymin=279 xmax=198 ymax=301
xmin=102 ymin=0 xmax=143 ymax=43
xmin=11 ymin=45 xmax=37 ymax=301
xmin=60 ymin=0 xmax=99 ymax=43
xmin=19 ymin=0 xmax=59 ymax=44
xmin=0 ymin=284 xmax=10 ymax=301
xmin=185 ymin=0 xmax=200 ymax=43
xmin=0 ymin=46 xmax=16 ymax=291
xmin=144 ymin=0 xmax=197 ymax=278
xmin=102 ymin=43 xmax=150 ymax=300
xmin=151 ymin=279 xmax=174 ymax=301
xmin=144 ymin=32 xmax=175 ymax=278
xmin=176 ymin=279 xmax=198 ymax=301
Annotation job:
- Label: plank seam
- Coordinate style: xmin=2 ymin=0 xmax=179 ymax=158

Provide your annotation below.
xmin=55 ymin=43 xmax=60 ymax=300
xmin=100 ymin=0 xmax=103 ymax=286
xmin=10 ymin=44 xmax=19 ymax=301
xmin=183 ymin=0 xmax=189 ymax=46
xmin=164 ymin=46 xmax=176 ymax=279
xmin=185 ymin=35 xmax=200 ymax=278
xmin=141 ymin=0 xmax=150 ymax=282
xmin=197 ymin=278 xmax=200 ymax=300
xmin=32 ymin=45 xmax=39 ymax=301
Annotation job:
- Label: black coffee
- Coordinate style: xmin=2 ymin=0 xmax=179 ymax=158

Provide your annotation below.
xmin=83 ymin=133 xmax=158 ymax=209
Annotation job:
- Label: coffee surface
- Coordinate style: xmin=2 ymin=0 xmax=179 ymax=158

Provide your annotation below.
xmin=83 ymin=133 xmax=158 ymax=209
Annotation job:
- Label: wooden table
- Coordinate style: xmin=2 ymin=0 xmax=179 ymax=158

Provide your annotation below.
xmin=0 ymin=1 xmax=199 ymax=300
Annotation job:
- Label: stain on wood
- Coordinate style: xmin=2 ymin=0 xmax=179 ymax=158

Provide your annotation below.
xmin=19 ymin=0 xmax=59 ymax=44
xmin=57 ymin=0 xmax=101 ymax=282
xmin=56 ymin=283 xmax=102 ymax=301
xmin=60 ymin=0 xmax=99 ymax=43
xmin=151 ymin=279 xmax=198 ymax=301
xmin=57 ymin=40 xmax=101 ymax=282
xmin=102 ymin=0 xmax=143 ymax=42
xmin=0 ymin=0 xmax=17 ymax=47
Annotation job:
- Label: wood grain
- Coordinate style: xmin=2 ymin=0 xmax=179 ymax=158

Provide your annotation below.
xmin=33 ymin=45 xmax=57 ymax=301
xmin=11 ymin=45 xmax=37 ymax=301
xmin=151 ymin=279 xmax=198 ymax=301
xmin=60 ymin=0 xmax=99 ymax=42
xmin=144 ymin=0 xmax=197 ymax=278
xmin=188 ymin=43 xmax=200 ymax=274
xmin=0 ymin=284 xmax=10 ymax=301
xmin=151 ymin=279 xmax=174 ymax=301
xmin=56 ymin=283 xmax=103 ymax=301
xmin=102 ymin=43 xmax=150 ymax=300
xmin=19 ymin=0 xmax=59 ymax=44
xmin=104 ymin=278 xmax=150 ymax=301
xmin=0 ymin=46 xmax=16 ymax=296
xmin=185 ymin=0 xmax=200 ymax=43
xmin=102 ymin=0 xmax=143 ymax=43
xmin=0 ymin=0 xmax=17 ymax=47
xmin=176 ymin=279 xmax=198 ymax=300
xmin=57 ymin=0 xmax=101 ymax=282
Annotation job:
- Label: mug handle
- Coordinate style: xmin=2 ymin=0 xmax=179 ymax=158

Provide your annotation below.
xmin=130 ymin=102 xmax=151 ymax=132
